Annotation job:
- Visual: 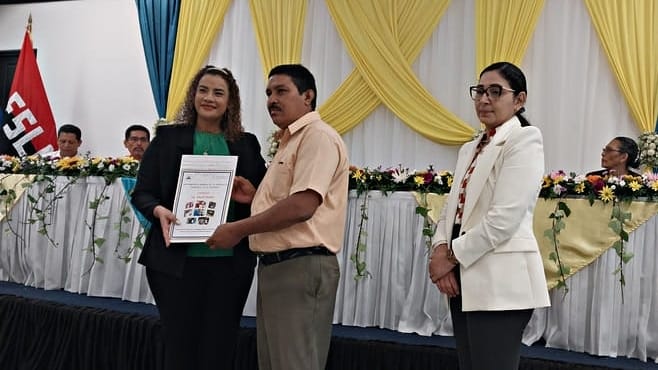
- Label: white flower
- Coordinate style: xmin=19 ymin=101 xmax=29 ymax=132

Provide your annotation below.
xmin=391 ymin=168 xmax=410 ymax=183
xmin=553 ymin=184 xmax=566 ymax=195
xmin=108 ymin=164 xmax=115 ymax=172
xmin=266 ymin=130 xmax=281 ymax=162
xmin=573 ymin=174 xmax=587 ymax=183
xmin=638 ymin=132 xmax=658 ymax=168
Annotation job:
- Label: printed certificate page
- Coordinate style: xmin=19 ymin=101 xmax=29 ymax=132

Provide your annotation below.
xmin=170 ymin=155 xmax=237 ymax=243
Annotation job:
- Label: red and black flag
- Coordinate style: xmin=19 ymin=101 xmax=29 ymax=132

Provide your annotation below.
xmin=0 ymin=16 xmax=57 ymax=157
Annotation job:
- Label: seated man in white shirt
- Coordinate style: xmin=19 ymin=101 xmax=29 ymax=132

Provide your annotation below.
xmin=44 ymin=124 xmax=82 ymax=159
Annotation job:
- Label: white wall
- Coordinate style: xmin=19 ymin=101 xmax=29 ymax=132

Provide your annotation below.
xmin=0 ymin=0 xmax=157 ymax=158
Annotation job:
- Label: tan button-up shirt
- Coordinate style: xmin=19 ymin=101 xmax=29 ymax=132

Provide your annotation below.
xmin=249 ymin=111 xmax=349 ymax=254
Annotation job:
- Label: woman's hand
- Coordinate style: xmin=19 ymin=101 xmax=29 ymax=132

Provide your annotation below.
xmin=153 ymin=205 xmax=178 ymax=247
xmin=428 ymin=243 xmax=457 ymax=282
xmin=436 ymin=270 xmax=460 ymax=297
xmin=231 ymin=176 xmax=257 ymax=204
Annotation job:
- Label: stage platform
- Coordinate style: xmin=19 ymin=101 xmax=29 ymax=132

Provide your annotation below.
xmin=0 ymin=281 xmax=656 ymax=370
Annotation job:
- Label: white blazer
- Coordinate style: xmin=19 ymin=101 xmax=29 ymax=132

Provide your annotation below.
xmin=433 ymin=116 xmax=550 ymax=312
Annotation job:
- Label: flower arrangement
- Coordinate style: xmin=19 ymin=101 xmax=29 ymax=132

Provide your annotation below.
xmin=539 ymin=170 xmax=658 ymax=203
xmin=1 ymin=154 xmax=139 ymax=183
xmin=1 ymin=154 xmax=141 ymax=270
xmin=638 ymin=132 xmax=658 ymax=171
xmin=349 ymin=165 xmax=453 ymax=195
xmin=266 ymin=130 xmax=283 ymax=163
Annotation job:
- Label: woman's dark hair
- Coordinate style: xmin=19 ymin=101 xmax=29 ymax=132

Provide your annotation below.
xmin=480 ymin=62 xmax=530 ymax=127
xmin=268 ymin=64 xmax=317 ymax=110
xmin=614 ymin=136 xmax=640 ymax=168
xmin=175 ymin=65 xmax=243 ymax=141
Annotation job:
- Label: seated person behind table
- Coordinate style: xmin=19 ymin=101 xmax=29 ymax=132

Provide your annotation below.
xmin=44 ymin=124 xmax=83 ymax=159
xmin=586 ymin=136 xmax=641 ymax=177
xmin=123 ymin=124 xmax=150 ymax=161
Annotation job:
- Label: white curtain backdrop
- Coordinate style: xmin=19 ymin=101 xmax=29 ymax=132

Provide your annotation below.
xmin=0 ymin=0 xmax=639 ymax=174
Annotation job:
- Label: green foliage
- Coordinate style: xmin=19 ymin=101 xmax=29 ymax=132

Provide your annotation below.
xmin=544 ymin=200 xmax=571 ymax=297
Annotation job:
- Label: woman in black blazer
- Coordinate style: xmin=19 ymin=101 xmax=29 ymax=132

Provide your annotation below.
xmin=132 ymin=66 xmax=266 ymax=370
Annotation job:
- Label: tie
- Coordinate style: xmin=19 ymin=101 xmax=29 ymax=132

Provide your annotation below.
xmin=455 ymin=128 xmax=495 ymax=224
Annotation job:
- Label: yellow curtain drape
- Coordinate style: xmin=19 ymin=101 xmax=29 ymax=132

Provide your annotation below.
xmin=249 ymin=0 xmax=307 ymax=80
xmin=533 ymin=199 xmax=658 ymax=289
xmin=474 ymin=0 xmax=545 ymax=77
xmin=321 ymin=0 xmax=450 ymax=136
xmin=325 ymin=0 xmax=473 ymax=145
xmin=0 ymin=174 xmax=33 ymax=223
xmin=165 ymin=0 xmax=232 ymax=121
xmin=585 ymin=0 xmax=658 ymax=133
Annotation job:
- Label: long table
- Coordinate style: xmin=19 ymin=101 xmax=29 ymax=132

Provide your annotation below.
xmin=0 ymin=176 xmax=656 ymax=362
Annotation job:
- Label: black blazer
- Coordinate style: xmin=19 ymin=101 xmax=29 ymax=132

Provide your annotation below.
xmin=585 ymin=168 xmax=641 ymax=177
xmin=131 ymin=124 xmax=266 ymax=278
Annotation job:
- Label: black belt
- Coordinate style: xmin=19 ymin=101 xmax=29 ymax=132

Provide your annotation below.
xmin=258 ymin=246 xmax=335 ymax=266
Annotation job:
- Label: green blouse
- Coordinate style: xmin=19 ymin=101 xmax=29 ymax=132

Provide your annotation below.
xmin=186 ymin=131 xmax=234 ymax=257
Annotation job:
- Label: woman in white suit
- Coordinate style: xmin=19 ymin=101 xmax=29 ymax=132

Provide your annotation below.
xmin=428 ymin=62 xmax=550 ymax=370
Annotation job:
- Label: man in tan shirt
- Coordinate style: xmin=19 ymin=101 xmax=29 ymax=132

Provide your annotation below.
xmin=207 ymin=64 xmax=349 ymax=370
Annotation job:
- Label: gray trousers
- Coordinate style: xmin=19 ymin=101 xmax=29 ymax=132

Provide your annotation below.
xmin=256 ymin=253 xmax=339 ymax=370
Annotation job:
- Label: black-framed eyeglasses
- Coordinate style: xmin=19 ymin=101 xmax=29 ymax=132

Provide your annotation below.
xmin=127 ymin=137 xmax=149 ymax=143
xmin=602 ymin=146 xmax=623 ymax=154
xmin=469 ymin=84 xmax=515 ymax=101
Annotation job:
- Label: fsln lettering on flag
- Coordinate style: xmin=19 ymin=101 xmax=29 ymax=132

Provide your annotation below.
xmin=0 ymin=18 xmax=57 ymax=157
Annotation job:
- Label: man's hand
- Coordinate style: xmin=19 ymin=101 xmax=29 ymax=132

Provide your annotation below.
xmin=206 ymin=222 xmax=243 ymax=249
xmin=153 ymin=205 xmax=178 ymax=247
xmin=231 ymin=176 xmax=257 ymax=204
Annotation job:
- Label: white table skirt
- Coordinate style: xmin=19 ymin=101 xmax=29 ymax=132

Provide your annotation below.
xmin=0 ymin=180 xmax=656 ymax=362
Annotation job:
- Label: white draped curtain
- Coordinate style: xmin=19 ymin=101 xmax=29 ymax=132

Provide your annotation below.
xmin=0 ymin=0 xmax=640 ymax=178
xmin=207 ymin=0 xmax=637 ymax=174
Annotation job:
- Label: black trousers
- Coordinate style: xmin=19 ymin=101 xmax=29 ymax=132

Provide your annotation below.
xmin=449 ymin=225 xmax=533 ymax=370
xmin=146 ymin=257 xmax=254 ymax=370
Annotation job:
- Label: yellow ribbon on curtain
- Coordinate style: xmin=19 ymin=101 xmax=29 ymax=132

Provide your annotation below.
xmin=414 ymin=193 xmax=658 ymax=290
xmin=475 ymin=0 xmax=545 ymax=76
xmin=165 ymin=0 xmax=232 ymax=121
xmin=325 ymin=0 xmax=473 ymax=145
xmin=412 ymin=192 xmax=446 ymax=225
xmin=585 ymin=0 xmax=658 ymax=133
xmin=249 ymin=0 xmax=307 ymax=79
xmin=0 ymin=174 xmax=34 ymax=223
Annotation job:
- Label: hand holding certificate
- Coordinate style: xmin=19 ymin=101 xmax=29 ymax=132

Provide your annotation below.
xmin=169 ymin=154 xmax=238 ymax=243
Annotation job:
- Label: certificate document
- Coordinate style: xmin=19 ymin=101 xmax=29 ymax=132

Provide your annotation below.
xmin=170 ymin=155 xmax=238 ymax=243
